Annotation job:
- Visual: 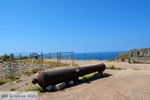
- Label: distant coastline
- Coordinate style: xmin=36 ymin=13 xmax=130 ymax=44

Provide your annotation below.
xmin=116 ymin=48 xmax=150 ymax=59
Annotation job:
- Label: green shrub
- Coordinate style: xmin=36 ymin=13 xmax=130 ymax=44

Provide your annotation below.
xmin=120 ymin=57 xmax=125 ymax=62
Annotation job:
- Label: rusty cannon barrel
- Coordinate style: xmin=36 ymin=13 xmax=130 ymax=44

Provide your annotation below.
xmin=32 ymin=63 xmax=106 ymax=90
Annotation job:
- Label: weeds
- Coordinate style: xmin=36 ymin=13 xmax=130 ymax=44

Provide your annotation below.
xmin=133 ymin=69 xmax=140 ymax=70
xmin=73 ymin=64 xmax=80 ymax=67
xmin=120 ymin=57 xmax=126 ymax=62
xmin=25 ymin=84 xmax=42 ymax=92
xmin=16 ymin=79 xmax=22 ymax=83
xmin=80 ymin=73 xmax=96 ymax=81
xmin=80 ymin=72 xmax=112 ymax=82
xmin=7 ymin=74 xmax=20 ymax=82
xmin=10 ymin=87 xmax=18 ymax=91
xmin=106 ymin=65 xmax=122 ymax=70
xmin=0 ymin=80 xmax=9 ymax=85
xmin=24 ymin=67 xmax=43 ymax=76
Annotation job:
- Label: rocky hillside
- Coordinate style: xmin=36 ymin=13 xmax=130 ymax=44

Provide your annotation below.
xmin=116 ymin=48 xmax=150 ymax=60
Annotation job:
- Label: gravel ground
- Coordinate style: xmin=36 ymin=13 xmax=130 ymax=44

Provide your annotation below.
xmin=0 ymin=60 xmax=150 ymax=100
xmin=39 ymin=60 xmax=150 ymax=100
xmin=39 ymin=69 xmax=150 ymax=100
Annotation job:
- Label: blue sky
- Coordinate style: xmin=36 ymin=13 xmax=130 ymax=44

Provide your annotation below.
xmin=0 ymin=0 xmax=149 ymax=53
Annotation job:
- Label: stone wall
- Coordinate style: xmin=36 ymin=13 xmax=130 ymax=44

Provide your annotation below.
xmin=0 ymin=62 xmax=51 ymax=79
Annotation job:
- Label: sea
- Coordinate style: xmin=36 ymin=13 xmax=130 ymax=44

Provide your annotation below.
xmin=43 ymin=51 xmax=126 ymax=60
xmin=8 ymin=51 xmax=126 ymax=60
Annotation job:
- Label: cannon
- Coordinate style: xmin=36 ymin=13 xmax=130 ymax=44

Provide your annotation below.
xmin=32 ymin=63 xmax=106 ymax=90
